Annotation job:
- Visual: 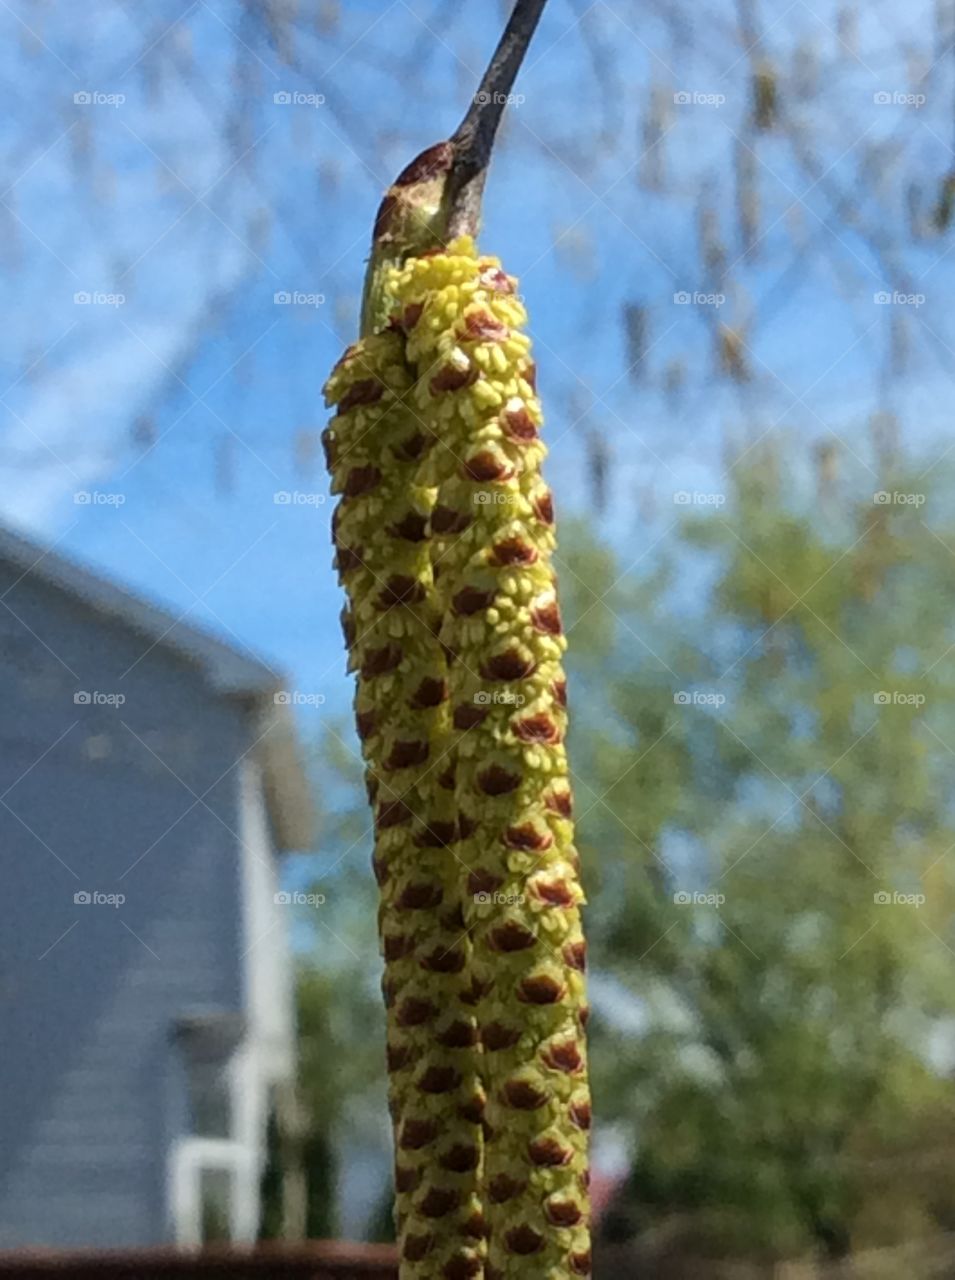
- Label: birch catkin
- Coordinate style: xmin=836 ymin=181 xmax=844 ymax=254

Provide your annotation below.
xmin=386 ymin=239 xmax=592 ymax=1279
xmin=323 ymin=331 xmax=486 ymax=1280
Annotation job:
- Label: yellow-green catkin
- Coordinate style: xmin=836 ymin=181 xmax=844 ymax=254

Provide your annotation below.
xmin=387 ymin=240 xmax=592 ymax=1279
xmin=324 ymin=330 xmax=486 ymax=1280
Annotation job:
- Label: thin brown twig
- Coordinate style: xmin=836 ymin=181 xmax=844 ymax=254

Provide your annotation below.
xmin=445 ymin=0 xmax=550 ymax=236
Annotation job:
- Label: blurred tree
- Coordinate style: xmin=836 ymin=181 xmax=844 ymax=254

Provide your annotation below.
xmin=558 ymin=446 xmax=955 ymax=1262
xmin=268 ymin=447 xmax=955 ymax=1262
xmin=261 ymin=721 xmax=387 ymax=1242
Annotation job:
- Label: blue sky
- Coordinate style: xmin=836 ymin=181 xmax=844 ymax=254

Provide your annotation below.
xmin=3 ymin=0 xmax=955 ymax=740
xmin=9 ymin=0 xmax=955 ymax=1235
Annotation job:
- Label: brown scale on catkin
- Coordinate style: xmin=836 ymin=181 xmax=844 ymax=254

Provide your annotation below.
xmin=387 ymin=241 xmax=591 ymax=1280
xmin=324 ymin=330 xmax=486 ymax=1280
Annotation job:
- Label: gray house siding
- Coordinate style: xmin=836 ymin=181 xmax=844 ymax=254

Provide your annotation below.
xmin=0 ymin=554 xmax=279 ymax=1247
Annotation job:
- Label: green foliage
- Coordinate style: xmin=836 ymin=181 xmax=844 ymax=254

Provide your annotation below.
xmin=290 ymin=451 xmax=955 ymax=1261
xmin=268 ymin=721 xmax=391 ymax=1240
xmin=561 ymin=451 xmax=955 ymax=1261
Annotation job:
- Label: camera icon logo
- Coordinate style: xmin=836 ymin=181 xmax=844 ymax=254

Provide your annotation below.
xmin=673 ymin=491 xmax=691 ymax=504
xmin=674 ymin=691 xmax=690 ymax=704
xmin=673 ymin=91 xmax=691 ymax=105
xmin=73 ymin=291 xmax=91 ymax=305
xmin=473 ymin=691 xmax=491 ymax=705
xmin=873 ymin=891 xmax=891 ymax=904
xmin=274 ymin=491 xmax=291 ymax=504
xmin=274 ymin=891 xmax=292 ymax=904
xmin=274 ymin=291 xmax=291 ymax=304
xmin=274 ymin=691 xmax=292 ymax=705
xmin=473 ymin=892 xmax=491 ymax=905
xmin=74 ymin=890 xmax=91 ymax=904
xmin=273 ymin=91 xmax=292 ymax=104
xmin=74 ymin=691 xmax=91 ymax=705
xmin=873 ymin=491 xmax=891 ymax=504
xmin=673 ymin=291 xmax=691 ymax=304
xmin=673 ymin=891 xmax=691 ymax=904
xmin=873 ymin=691 xmax=890 ymax=705
xmin=74 ymin=91 xmax=92 ymax=105
xmin=873 ymin=91 xmax=891 ymax=105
